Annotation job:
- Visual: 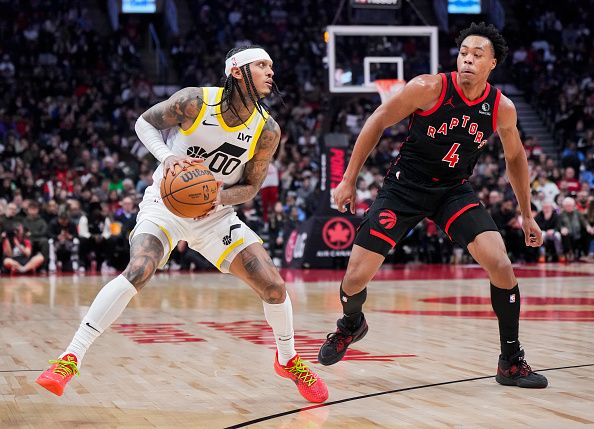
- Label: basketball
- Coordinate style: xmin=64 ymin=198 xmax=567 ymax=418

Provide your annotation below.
xmin=160 ymin=164 xmax=218 ymax=218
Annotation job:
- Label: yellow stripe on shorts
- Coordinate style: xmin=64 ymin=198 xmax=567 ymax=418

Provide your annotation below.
xmin=157 ymin=224 xmax=174 ymax=260
xmin=216 ymin=238 xmax=244 ymax=270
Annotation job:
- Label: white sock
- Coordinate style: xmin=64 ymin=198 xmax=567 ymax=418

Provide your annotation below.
xmin=63 ymin=275 xmax=137 ymax=365
xmin=263 ymin=294 xmax=296 ymax=365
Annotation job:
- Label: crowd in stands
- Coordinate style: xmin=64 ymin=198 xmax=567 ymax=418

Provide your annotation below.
xmin=0 ymin=0 xmax=593 ymax=274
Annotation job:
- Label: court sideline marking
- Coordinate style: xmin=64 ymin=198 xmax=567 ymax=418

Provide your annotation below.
xmin=224 ymin=363 xmax=594 ymax=428
xmin=2 ymin=364 xmax=591 ymax=425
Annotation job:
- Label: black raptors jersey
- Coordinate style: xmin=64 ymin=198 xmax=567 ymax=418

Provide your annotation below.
xmin=397 ymin=72 xmax=501 ymax=181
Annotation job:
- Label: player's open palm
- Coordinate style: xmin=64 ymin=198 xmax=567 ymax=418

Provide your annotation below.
xmin=522 ymin=217 xmax=543 ymax=247
xmin=163 ymin=155 xmax=204 ymax=178
xmin=332 ymin=180 xmax=357 ymax=214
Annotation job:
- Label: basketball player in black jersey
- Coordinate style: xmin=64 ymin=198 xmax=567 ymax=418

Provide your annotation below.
xmin=318 ymin=22 xmax=548 ymax=388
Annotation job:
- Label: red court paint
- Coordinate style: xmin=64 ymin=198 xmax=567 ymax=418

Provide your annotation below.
xmin=421 ymin=296 xmax=594 ymax=305
xmin=199 ymin=320 xmax=415 ymax=362
xmin=112 ymin=323 xmax=206 ymax=344
xmin=377 ymin=309 xmax=594 ymax=321
xmin=279 ymin=265 xmax=592 ymax=283
xmin=378 ymin=293 xmax=594 ymax=321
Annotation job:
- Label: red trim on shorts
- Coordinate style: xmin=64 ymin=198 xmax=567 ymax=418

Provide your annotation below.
xmin=451 ymin=72 xmax=491 ymax=106
xmin=492 ymin=89 xmax=502 ymax=132
xmin=370 ymin=229 xmax=396 ymax=248
xmin=444 ymin=203 xmax=480 ymax=236
xmin=416 ymin=73 xmax=447 ymax=116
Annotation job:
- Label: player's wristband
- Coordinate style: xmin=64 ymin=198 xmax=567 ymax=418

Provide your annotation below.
xmin=134 ymin=116 xmax=175 ymax=163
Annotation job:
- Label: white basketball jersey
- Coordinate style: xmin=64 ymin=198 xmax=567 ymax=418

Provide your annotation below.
xmin=149 ymin=86 xmax=269 ymax=190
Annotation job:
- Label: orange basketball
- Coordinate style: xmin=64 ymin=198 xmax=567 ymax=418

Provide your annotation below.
xmin=160 ymin=164 xmax=218 ymax=218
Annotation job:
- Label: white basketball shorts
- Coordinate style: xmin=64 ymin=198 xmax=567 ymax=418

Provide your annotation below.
xmin=129 ymin=186 xmax=262 ymax=273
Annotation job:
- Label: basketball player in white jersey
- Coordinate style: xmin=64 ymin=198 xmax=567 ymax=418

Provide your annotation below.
xmin=36 ymin=46 xmax=328 ymax=403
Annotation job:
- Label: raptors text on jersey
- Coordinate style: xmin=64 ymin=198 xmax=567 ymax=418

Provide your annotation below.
xmin=397 ymin=72 xmax=501 ymax=181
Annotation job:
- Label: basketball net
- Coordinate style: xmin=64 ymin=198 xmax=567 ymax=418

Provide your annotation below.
xmin=374 ymin=79 xmax=406 ymax=104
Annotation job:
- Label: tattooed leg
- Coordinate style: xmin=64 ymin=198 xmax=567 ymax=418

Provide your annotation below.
xmin=229 ymin=243 xmax=286 ymax=303
xmin=230 ymin=243 xmax=297 ymax=364
xmin=122 ymin=234 xmax=164 ymax=291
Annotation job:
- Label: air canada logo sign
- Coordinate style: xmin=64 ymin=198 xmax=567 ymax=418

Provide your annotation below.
xmin=285 ymin=230 xmax=298 ymax=264
xmin=284 ymin=229 xmax=307 ymax=264
xmin=322 ymin=217 xmax=355 ymax=250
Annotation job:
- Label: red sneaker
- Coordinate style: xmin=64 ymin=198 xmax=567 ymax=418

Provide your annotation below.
xmin=274 ymin=352 xmax=328 ymax=403
xmin=35 ymin=354 xmax=79 ymax=396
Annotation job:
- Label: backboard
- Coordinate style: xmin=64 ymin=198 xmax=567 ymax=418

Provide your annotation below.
xmin=327 ymin=25 xmax=439 ymax=94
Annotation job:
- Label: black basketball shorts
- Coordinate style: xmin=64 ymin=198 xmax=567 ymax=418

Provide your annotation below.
xmin=354 ymin=168 xmax=498 ymax=257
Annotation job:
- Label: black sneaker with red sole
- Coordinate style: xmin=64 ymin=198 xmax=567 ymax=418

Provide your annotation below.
xmin=496 ymin=349 xmax=548 ymax=388
xmin=318 ymin=315 xmax=368 ymax=366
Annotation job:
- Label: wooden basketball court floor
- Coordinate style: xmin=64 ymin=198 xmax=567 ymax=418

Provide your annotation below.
xmin=1 ymin=264 xmax=593 ymax=428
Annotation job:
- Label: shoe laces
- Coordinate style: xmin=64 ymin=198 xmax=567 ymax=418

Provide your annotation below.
xmin=510 ymin=357 xmax=533 ymax=377
xmin=48 ymin=357 xmax=79 ymax=378
xmin=326 ymin=329 xmax=351 ymax=348
xmin=516 ymin=358 xmax=533 ymax=377
xmin=286 ymin=357 xmax=318 ymax=387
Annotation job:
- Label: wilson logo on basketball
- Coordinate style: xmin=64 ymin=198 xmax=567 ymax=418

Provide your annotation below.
xmin=180 ymin=169 xmax=211 ymax=183
xmin=379 ymin=210 xmax=397 ymax=229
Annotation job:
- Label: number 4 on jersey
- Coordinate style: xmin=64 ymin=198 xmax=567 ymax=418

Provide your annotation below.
xmin=442 ymin=143 xmax=461 ymax=168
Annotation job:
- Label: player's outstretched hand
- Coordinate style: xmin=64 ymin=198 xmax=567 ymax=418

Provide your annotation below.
xmin=332 ymin=179 xmax=357 ymax=214
xmin=163 ymin=155 xmax=204 ymax=178
xmin=193 ymin=181 xmax=224 ymax=220
xmin=522 ymin=216 xmax=543 ymax=247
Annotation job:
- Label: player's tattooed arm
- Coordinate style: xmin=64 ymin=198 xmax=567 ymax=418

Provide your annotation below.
xmin=219 ymin=117 xmax=281 ymax=206
xmin=142 ymin=87 xmax=203 ymax=130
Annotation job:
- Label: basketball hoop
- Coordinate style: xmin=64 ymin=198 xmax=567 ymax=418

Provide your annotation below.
xmin=374 ymin=79 xmax=406 ymax=103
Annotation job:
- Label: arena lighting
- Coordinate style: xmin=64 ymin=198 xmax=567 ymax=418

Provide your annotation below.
xmin=448 ymin=0 xmax=482 ymax=14
xmin=122 ymin=0 xmax=157 ymax=14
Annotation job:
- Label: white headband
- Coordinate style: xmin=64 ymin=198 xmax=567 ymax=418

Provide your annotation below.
xmin=224 ymin=48 xmax=272 ymax=77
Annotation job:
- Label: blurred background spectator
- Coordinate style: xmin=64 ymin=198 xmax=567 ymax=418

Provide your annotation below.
xmin=2 ymin=222 xmax=44 ymax=273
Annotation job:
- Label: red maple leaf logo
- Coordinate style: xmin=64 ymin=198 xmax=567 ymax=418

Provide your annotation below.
xmin=322 ymin=218 xmax=356 ymax=250
xmin=327 ymin=222 xmax=351 ymax=244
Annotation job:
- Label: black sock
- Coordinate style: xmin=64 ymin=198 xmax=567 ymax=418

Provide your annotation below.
xmin=490 ymin=283 xmax=521 ymax=357
xmin=340 ymin=283 xmax=367 ymax=328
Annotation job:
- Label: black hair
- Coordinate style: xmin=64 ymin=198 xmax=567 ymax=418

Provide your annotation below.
xmin=214 ymin=45 xmax=282 ymax=124
xmin=455 ymin=22 xmax=509 ymax=65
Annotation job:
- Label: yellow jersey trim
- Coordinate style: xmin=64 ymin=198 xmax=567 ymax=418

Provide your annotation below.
xmin=247 ymin=112 xmax=270 ymax=160
xmin=157 ymin=224 xmax=174 ymax=260
xmin=216 ymin=238 xmax=245 ymax=269
xmin=179 ymin=88 xmax=208 ymax=136
xmin=214 ymin=88 xmax=259 ymax=131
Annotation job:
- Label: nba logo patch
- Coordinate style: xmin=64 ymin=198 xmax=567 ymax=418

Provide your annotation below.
xmin=509 ymin=294 xmax=516 ymax=303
